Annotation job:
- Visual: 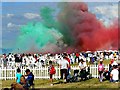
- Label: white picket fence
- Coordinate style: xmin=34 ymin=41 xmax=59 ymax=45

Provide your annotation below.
xmin=90 ymin=64 xmax=109 ymax=78
xmin=0 ymin=65 xmax=109 ymax=80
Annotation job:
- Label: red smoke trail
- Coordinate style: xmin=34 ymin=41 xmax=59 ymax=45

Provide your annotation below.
xmin=58 ymin=2 xmax=118 ymax=51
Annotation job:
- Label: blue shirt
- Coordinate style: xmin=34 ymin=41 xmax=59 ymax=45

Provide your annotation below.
xmin=16 ymin=73 xmax=22 ymax=83
xmin=26 ymin=72 xmax=34 ymax=86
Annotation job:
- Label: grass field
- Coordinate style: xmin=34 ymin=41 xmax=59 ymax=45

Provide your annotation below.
xmin=1 ymin=78 xmax=120 ymax=89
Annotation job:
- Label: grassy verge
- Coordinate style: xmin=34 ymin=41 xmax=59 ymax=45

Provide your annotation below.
xmin=2 ymin=78 xmax=119 ymax=88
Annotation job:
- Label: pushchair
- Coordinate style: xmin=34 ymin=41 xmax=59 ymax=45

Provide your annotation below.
xmin=66 ymin=70 xmax=80 ymax=82
xmin=103 ymin=70 xmax=110 ymax=81
xmin=86 ymin=67 xmax=92 ymax=79
xmin=67 ymin=68 xmax=92 ymax=82
xmin=79 ymin=67 xmax=92 ymax=81
xmin=71 ymin=70 xmax=80 ymax=82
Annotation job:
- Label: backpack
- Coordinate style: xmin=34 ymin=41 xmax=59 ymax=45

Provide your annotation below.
xmin=98 ymin=64 xmax=104 ymax=71
xmin=50 ymin=65 xmax=56 ymax=74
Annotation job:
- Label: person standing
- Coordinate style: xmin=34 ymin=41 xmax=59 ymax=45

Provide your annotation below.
xmin=59 ymin=55 xmax=69 ymax=82
xmin=98 ymin=59 xmax=104 ymax=82
xmin=109 ymin=59 xmax=114 ymax=72
xmin=48 ymin=61 xmax=56 ymax=86
xmin=63 ymin=53 xmax=71 ymax=75
xmin=3 ymin=54 xmax=7 ymax=68
xmin=15 ymin=54 xmax=21 ymax=68
xmin=75 ymin=53 xmax=80 ymax=63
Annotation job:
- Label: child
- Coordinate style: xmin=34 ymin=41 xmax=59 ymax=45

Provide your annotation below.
xmin=98 ymin=59 xmax=104 ymax=82
xmin=20 ymin=75 xmax=26 ymax=85
xmin=16 ymin=68 xmax=22 ymax=84
xmin=48 ymin=61 xmax=56 ymax=86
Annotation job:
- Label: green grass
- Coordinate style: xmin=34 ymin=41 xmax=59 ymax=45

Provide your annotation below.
xmin=2 ymin=78 xmax=120 ymax=88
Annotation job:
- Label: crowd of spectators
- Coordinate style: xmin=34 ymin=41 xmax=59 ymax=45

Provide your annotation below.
xmin=0 ymin=50 xmax=119 ymax=69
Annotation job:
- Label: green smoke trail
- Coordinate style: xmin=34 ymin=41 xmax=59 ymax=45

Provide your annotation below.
xmin=57 ymin=3 xmax=75 ymax=46
xmin=15 ymin=6 xmax=72 ymax=53
xmin=40 ymin=6 xmax=74 ymax=46
xmin=15 ymin=22 xmax=61 ymax=52
xmin=40 ymin=7 xmax=56 ymax=28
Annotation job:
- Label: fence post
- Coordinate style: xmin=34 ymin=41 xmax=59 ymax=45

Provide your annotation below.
xmin=56 ymin=65 xmax=59 ymax=80
xmin=33 ymin=66 xmax=35 ymax=79
xmin=59 ymin=66 xmax=60 ymax=79
xmin=96 ymin=65 xmax=98 ymax=78
xmin=108 ymin=64 xmax=109 ymax=71
xmin=1 ymin=67 xmax=2 ymax=80
xmin=40 ymin=66 xmax=41 ymax=79
xmin=38 ymin=62 xmax=40 ymax=79
xmin=15 ymin=68 xmax=16 ymax=80
xmin=90 ymin=65 xmax=91 ymax=75
xmin=45 ymin=66 xmax=47 ymax=79
xmin=5 ymin=67 xmax=6 ymax=80
xmin=0 ymin=67 xmax=1 ymax=80
xmin=2 ymin=60 xmax=3 ymax=69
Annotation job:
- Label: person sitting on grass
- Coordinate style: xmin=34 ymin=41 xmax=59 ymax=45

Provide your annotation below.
xmin=16 ymin=68 xmax=22 ymax=84
xmin=11 ymin=75 xmax=27 ymax=90
xmin=20 ymin=75 xmax=26 ymax=86
xmin=24 ymin=69 xmax=34 ymax=88
xmin=79 ymin=59 xmax=87 ymax=81
xmin=110 ymin=65 xmax=119 ymax=83
xmin=48 ymin=61 xmax=56 ymax=86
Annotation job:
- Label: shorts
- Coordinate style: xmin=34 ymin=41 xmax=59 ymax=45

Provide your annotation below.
xmin=99 ymin=71 xmax=103 ymax=74
xmin=50 ymin=74 xmax=53 ymax=79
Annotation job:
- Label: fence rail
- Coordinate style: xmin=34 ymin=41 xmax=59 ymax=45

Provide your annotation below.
xmin=0 ymin=65 xmax=109 ymax=80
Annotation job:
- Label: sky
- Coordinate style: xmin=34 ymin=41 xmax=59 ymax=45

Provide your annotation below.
xmin=1 ymin=0 xmax=119 ymax=2
xmin=0 ymin=0 xmax=119 ymax=53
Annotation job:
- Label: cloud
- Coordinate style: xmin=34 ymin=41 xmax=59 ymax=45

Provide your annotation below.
xmin=7 ymin=22 xmax=21 ymax=28
xmin=89 ymin=3 xmax=118 ymax=27
xmin=6 ymin=14 xmax=14 ymax=18
xmin=94 ymin=4 xmax=118 ymax=18
xmin=7 ymin=22 xmax=15 ymax=28
xmin=23 ymin=13 xmax=40 ymax=19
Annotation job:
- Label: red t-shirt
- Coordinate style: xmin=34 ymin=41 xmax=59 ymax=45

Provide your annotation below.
xmin=76 ymin=53 xmax=79 ymax=57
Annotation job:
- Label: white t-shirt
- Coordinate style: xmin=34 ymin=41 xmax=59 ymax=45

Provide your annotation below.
xmin=111 ymin=69 xmax=119 ymax=80
xmin=60 ymin=59 xmax=69 ymax=69
xmin=79 ymin=62 xmax=87 ymax=70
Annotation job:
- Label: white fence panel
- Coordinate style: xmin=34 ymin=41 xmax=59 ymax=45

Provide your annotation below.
xmin=90 ymin=64 xmax=109 ymax=78
xmin=0 ymin=65 xmax=109 ymax=80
